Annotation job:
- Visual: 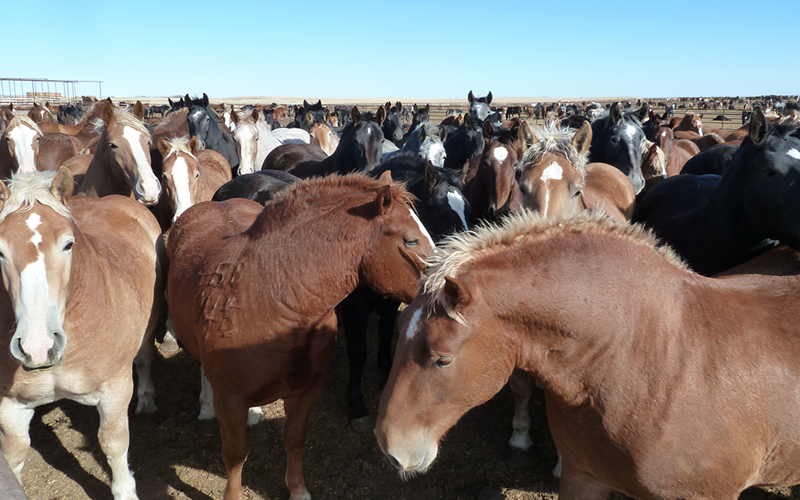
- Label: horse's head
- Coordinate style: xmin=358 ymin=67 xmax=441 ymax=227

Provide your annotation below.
xmin=477 ymin=120 xmax=519 ymax=221
xmin=518 ymin=121 xmax=588 ymax=219
xmin=231 ymin=109 xmax=260 ymax=175
xmin=418 ymin=160 xmax=471 ymax=239
xmin=417 ymin=124 xmax=447 ymax=169
xmin=309 ymin=122 xmax=338 ymax=156
xmin=468 ymin=90 xmax=493 ymax=122
xmin=157 ymin=136 xmax=203 ymax=224
xmin=346 ymin=106 xmax=385 ymax=173
xmin=592 ymin=102 xmax=646 ymax=194
xmin=360 ymin=171 xmax=435 ymax=303
xmin=96 ymin=100 xmax=161 ymax=205
xmin=382 ymin=102 xmax=405 ymax=143
xmin=376 ymin=274 xmax=514 ymax=476
xmin=0 ymin=168 xmax=75 ymax=371
xmin=2 ymin=115 xmax=43 ymax=174
xmin=740 ymin=108 xmax=800 ymax=248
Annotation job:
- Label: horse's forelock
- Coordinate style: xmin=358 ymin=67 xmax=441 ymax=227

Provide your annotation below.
xmin=0 ymin=171 xmax=73 ymax=224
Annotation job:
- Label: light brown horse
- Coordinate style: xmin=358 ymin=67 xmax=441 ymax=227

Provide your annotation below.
xmin=517 ymin=122 xmax=635 ymax=223
xmin=309 ymin=122 xmax=339 ymax=156
xmin=0 ymin=115 xmax=42 ymax=177
xmin=67 ymin=100 xmax=161 ymax=204
xmin=376 ymin=211 xmax=800 ymax=500
xmin=26 ymin=102 xmax=55 ymax=124
xmin=153 ymin=136 xmax=231 ymax=231
xmin=0 ymin=168 xmax=163 ymax=500
xmin=167 ymin=173 xmax=434 ymax=500
xmin=654 ymin=125 xmax=699 ymax=176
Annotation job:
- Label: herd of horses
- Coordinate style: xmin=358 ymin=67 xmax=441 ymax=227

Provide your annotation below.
xmin=0 ymin=89 xmax=800 ymax=500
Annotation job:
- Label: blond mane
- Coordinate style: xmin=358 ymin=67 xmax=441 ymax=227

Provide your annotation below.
xmin=521 ymin=124 xmax=589 ymax=176
xmin=165 ymin=136 xmax=197 ymax=160
xmin=91 ymin=107 xmax=151 ymax=139
xmin=421 ymin=211 xmax=687 ymax=324
xmin=0 ymin=171 xmax=73 ymax=223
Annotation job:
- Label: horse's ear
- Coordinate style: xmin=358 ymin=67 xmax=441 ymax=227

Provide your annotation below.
xmin=374 ymin=183 xmax=393 ymax=216
xmin=168 ymin=98 xmax=174 ymax=106
xmin=464 ymin=113 xmax=472 ymax=127
xmin=419 ymin=125 xmax=427 ymax=140
xmin=251 ymin=108 xmax=259 ymax=122
xmin=439 ymin=125 xmax=448 ymax=142
xmin=0 ymin=180 xmax=9 ymax=212
xmin=132 ymin=101 xmax=145 ymax=121
xmin=610 ymin=102 xmax=622 ymax=123
xmin=636 ymin=102 xmax=649 ymax=122
xmin=351 ymin=106 xmax=361 ymax=123
xmin=378 ymin=169 xmax=393 ymax=184
xmin=303 ymin=100 xmax=310 ymax=109
xmin=324 ymin=108 xmax=331 ymax=122
xmin=468 ymin=91 xmax=475 ymax=104
xmin=396 ymin=101 xmax=402 ymax=110
xmin=425 ymin=103 xmax=430 ymax=113
xmin=486 ymin=91 xmax=493 ymax=105
xmin=184 ymin=94 xmax=191 ymax=105
xmin=572 ymin=121 xmax=593 ymax=156
xmin=482 ymin=117 xmax=494 ymax=144
xmin=101 ymin=99 xmax=116 ymax=127
xmin=188 ymin=136 xmax=200 ymax=155
xmin=424 ymin=160 xmax=437 ymax=189
xmin=0 ymin=107 xmax=13 ymax=125
xmin=27 ymin=108 xmax=38 ymax=122
xmin=8 ymin=103 xmax=12 ymax=112
xmin=413 ymin=103 xmax=419 ymax=114
xmin=519 ymin=121 xmax=537 ymax=151
xmin=376 ymin=105 xmax=386 ymax=125
xmin=385 ymin=101 xmax=392 ymax=112
xmin=749 ymin=107 xmax=767 ymax=144
xmin=698 ymin=113 xmax=704 ymax=120
xmin=50 ymin=166 xmax=74 ymax=203
xmin=157 ymin=137 xmax=171 ymax=158
xmin=315 ymin=100 xmax=322 ymax=108
xmin=202 ymin=93 xmax=209 ymax=107
xmin=231 ymin=110 xmax=240 ymax=124
xmin=305 ymin=111 xmax=313 ymax=124
xmin=443 ymin=276 xmax=472 ymax=314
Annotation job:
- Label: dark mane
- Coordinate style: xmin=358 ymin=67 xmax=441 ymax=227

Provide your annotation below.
xmin=372 ymin=151 xmax=462 ymax=191
xmin=248 ymin=173 xmax=414 ymax=237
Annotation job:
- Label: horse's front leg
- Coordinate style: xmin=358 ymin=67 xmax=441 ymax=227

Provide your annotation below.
xmin=97 ymin=372 xmax=138 ymax=500
xmin=0 ymin=398 xmax=35 ymax=482
xmin=282 ymin=374 xmax=328 ymax=500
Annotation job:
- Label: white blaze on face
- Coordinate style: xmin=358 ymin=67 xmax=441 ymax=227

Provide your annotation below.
xmin=409 ymin=208 xmax=435 ymax=248
xmin=20 ymin=213 xmax=51 ymax=365
xmin=8 ymin=125 xmax=39 ymax=173
xmin=235 ymin=126 xmax=257 ymax=175
xmin=540 ymin=161 xmax=563 ymax=216
xmin=421 ymin=139 xmax=447 ymax=169
xmin=171 ymin=156 xmax=193 ymax=223
xmin=447 ymin=188 xmax=469 ymax=230
xmin=122 ymin=126 xmax=160 ymax=201
xmin=493 ymin=145 xmax=508 ymax=163
xmin=404 ymin=305 xmax=424 ymax=340
xmin=788 ymin=148 xmax=800 ymax=160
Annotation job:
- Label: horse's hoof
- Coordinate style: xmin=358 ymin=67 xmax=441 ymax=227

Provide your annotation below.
xmin=195 ymin=418 xmax=218 ymax=437
xmin=504 ymin=448 xmax=538 ymax=469
xmin=350 ymin=415 xmax=375 ymax=434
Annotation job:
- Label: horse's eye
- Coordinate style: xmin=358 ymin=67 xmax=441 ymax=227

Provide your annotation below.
xmin=194 ymin=172 xmax=200 ymax=179
xmin=63 ymin=241 xmax=73 ymax=252
xmin=434 ymin=356 xmax=453 ymax=368
xmin=404 ymin=238 xmax=419 ymax=246
xmin=574 ymin=189 xmax=582 ymax=197
xmin=109 ymin=143 xmax=118 ymax=149
xmin=762 ymin=169 xmax=778 ymax=178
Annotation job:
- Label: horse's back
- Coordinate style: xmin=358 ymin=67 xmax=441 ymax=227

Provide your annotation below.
xmin=197 ymin=149 xmax=233 ymax=198
xmin=583 ymin=162 xmax=637 ymax=222
xmin=680 ymin=144 xmax=738 ymax=176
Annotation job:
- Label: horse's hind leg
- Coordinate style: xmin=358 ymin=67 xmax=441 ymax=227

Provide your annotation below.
xmin=0 ymin=398 xmax=35 ymax=481
xmin=97 ymin=374 xmax=139 ymax=500
xmin=558 ymin=460 xmax=612 ymax=500
xmin=283 ymin=379 xmax=326 ymax=500
xmin=376 ymin=298 xmax=399 ymax=387
xmin=133 ymin=335 xmax=158 ymax=414
xmin=508 ymin=369 xmax=534 ymax=450
xmin=340 ymin=289 xmax=374 ymax=427
xmin=215 ymin=394 xmax=250 ymax=500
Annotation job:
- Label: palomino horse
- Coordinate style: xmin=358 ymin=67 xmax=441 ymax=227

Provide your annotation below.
xmin=0 ymin=115 xmax=42 ymax=177
xmin=152 ymin=136 xmax=232 ymax=231
xmin=308 ymin=122 xmax=339 ymax=156
xmin=636 ymin=108 xmax=800 ymax=276
xmin=167 ymin=173 xmax=434 ymax=500
xmin=590 ymin=102 xmax=648 ymax=194
xmin=517 ymin=121 xmax=636 ymax=223
xmin=65 ymin=100 xmax=161 ymax=204
xmin=376 ymin=210 xmax=800 ymax=500
xmin=0 ymin=168 xmax=162 ymax=500
xmin=229 ymin=109 xmax=279 ymax=176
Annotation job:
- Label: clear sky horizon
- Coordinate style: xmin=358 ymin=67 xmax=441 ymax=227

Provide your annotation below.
xmin=5 ymin=0 xmax=798 ymax=101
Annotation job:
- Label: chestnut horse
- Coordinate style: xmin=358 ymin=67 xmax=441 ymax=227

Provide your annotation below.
xmin=167 ymin=173 xmax=434 ymax=500
xmin=66 ymin=100 xmax=161 ymax=204
xmin=153 ymin=136 xmax=232 ymax=231
xmin=518 ymin=122 xmax=636 ymax=223
xmin=0 ymin=168 xmax=163 ymax=499
xmin=377 ymin=211 xmax=800 ymax=500
xmin=0 ymin=115 xmax=42 ymax=177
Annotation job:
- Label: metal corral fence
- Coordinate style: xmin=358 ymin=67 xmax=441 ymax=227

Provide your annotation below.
xmin=0 ymin=78 xmax=103 ymax=106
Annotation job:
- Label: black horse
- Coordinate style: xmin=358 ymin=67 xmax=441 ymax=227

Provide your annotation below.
xmin=382 ymin=101 xmax=405 ymax=145
xmin=288 ymin=99 xmax=330 ymax=131
xmin=185 ymin=93 xmax=239 ymax=174
xmin=211 ymin=169 xmax=299 ymax=205
xmin=443 ymin=113 xmax=487 ymax=174
xmin=635 ymin=108 xmax=800 ymax=276
xmin=341 ymin=152 xmax=471 ymax=432
xmin=590 ymin=101 xmax=648 ymax=194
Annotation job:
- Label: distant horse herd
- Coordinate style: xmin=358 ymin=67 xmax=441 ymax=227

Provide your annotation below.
xmin=0 ymin=89 xmax=799 ymax=500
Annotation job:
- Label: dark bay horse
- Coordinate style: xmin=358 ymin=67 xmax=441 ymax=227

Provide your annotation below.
xmin=590 ymin=102 xmax=648 ymax=193
xmin=376 ymin=211 xmax=800 ymax=500
xmin=382 ymin=101 xmax=405 ymax=145
xmin=167 ymin=173 xmax=434 ymax=500
xmin=0 ymin=168 xmax=163 ymax=499
xmin=636 ymin=108 xmax=800 ymax=276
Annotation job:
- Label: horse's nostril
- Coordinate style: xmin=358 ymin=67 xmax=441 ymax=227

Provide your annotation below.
xmin=386 ymin=453 xmax=402 ymax=471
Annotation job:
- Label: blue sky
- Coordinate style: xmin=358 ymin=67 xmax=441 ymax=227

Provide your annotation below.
xmin=5 ymin=0 xmax=798 ymax=100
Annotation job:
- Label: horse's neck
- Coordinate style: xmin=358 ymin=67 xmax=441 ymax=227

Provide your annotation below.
xmin=77 ymin=142 xmax=130 ymax=198
xmin=0 ymin=142 xmax=15 ymax=178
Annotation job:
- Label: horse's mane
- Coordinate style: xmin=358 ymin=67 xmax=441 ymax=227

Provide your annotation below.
xmin=155 ymin=108 xmax=189 ymax=130
xmin=421 ymin=211 xmax=687 ymax=325
xmin=7 ymin=115 xmax=42 ymax=135
xmin=248 ymin=173 xmax=415 ymax=237
xmin=165 ymin=136 xmax=197 ymax=160
xmin=520 ymin=124 xmax=589 ymax=176
xmin=92 ymin=107 xmax=151 ymax=139
xmin=374 ymin=151 xmax=461 ymax=189
xmin=0 ymin=171 xmax=73 ymax=223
